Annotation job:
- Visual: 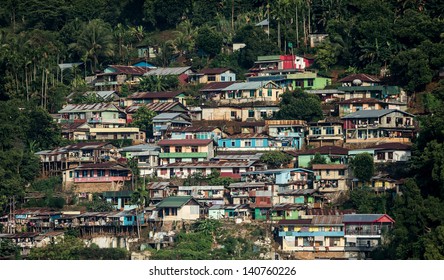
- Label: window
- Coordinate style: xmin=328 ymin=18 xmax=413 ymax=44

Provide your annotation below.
xmin=377 ymin=153 xmax=385 ymax=160
xmin=90 ymin=170 xmax=94 ymax=177
xmin=259 ymin=90 xmax=263 ymax=97
xmin=386 ymin=117 xmax=391 ymax=124
xmin=236 ymin=91 xmax=242 ymax=98
xmin=326 ymin=170 xmax=330 ymax=175
xmin=250 ymin=90 xmax=255 ymax=97
xmin=231 ymin=141 xmax=236 ymax=147
xmin=311 ymin=127 xmax=321 ymax=135
xmin=325 ymin=127 xmax=334 ymax=135
xmin=98 ymin=170 xmax=105 ymax=176
xmin=175 ymin=146 xmax=182 ymax=153
xmin=295 ymin=81 xmax=302 ymax=87
xmin=191 ymin=146 xmax=198 ymax=153
xmin=388 ymin=152 xmax=393 ymax=160
xmin=82 ymin=170 xmax=88 ymax=177
xmin=228 ymin=92 xmax=234 ymax=98
xmin=307 ymin=79 xmax=314 ymax=87
xmin=208 ymin=75 xmax=216 ymax=81
xmin=175 ymin=158 xmax=182 ymax=163
xmin=248 ymin=110 xmax=255 ymax=118
xmin=245 ymin=141 xmax=251 ymax=147
xmin=256 ymin=139 xmax=263 ymax=146
xmin=339 ymin=170 xmax=345 ymax=176
xmin=231 ymin=111 xmax=237 ymax=119
xmin=233 ymin=168 xmax=240 ymax=174
xmin=221 ymin=76 xmax=225 ymax=81
xmin=260 ymin=111 xmax=267 ymax=119
xmin=267 ymin=89 xmax=272 ymax=97
xmin=164 ymin=147 xmax=170 ymax=153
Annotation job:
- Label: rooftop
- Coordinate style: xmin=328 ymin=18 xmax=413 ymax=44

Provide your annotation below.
xmin=126 ymin=102 xmax=188 ymax=114
xmin=155 ymin=196 xmax=196 ymax=208
xmin=158 ymin=160 xmax=254 ymax=168
xmin=339 ymin=73 xmax=381 ymax=83
xmin=223 ymin=81 xmax=278 ymax=91
xmin=342 ymin=109 xmax=414 ymax=119
xmin=199 ymin=81 xmax=237 ymax=92
xmin=75 ymin=162 xmax=130 ymax=170
xmin=144 ymin=67 xmax=192 ymax=76
xmin=311 ymin=164 xmax=348 ymax=170
xmin=198 ymin=68 xmax=232 ymax=75
xmin=157 ymin=139 xmax=213 ymax=146
xmin=297 ymin=146 xmax=350 ymax=156
xmin=59 ymin=103 xmax=120 ymax=113
xmin=128 ymin=91 xmax=185 ymax=99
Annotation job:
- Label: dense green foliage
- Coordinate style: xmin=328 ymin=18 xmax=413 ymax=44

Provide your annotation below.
xmin=260 ymin=151 xmax=293 ymax=168
xmin=308 ymin=152 xmax=327 ymax=168
xmin=130 ymin=106 xmax=157 ymax=137
xmin=350 ymin=153 xmax=374 ymax=182
xmin=275 ymin=89 xmax=323 ymax=122
xmin=28 ymin=236 xmax=129 ymax=260
xmin=150 ymin=219 xmax=264 ymax=259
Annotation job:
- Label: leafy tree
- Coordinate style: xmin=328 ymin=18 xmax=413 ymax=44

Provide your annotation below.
xmin=308 ymin=152 xmax=327 ymax=168
xmin=0 ymin=239 xmax=20 ymax=259
xmin=275 ymin=89 xmax=323 ymax=122
xmin=138 ymin=75 xmax=179 ymax=92
xmin=260 ymin=151 xmax=293 ymax=169
xmin=196 ymin=26 xmax=223 ymax=58
xmin=350 ymin=153 xmax=374 ymax=183
xmin=131 ymin=106 xmax=156 ymax=137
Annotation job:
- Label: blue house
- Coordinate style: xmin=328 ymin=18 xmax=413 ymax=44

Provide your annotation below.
xmin=103 ymin=191 xmax=138 ymax=210
xmin=109 ymin=210 xmax=145 ymax=226
xmin=218 ymin=133 xmax=270 ymax=151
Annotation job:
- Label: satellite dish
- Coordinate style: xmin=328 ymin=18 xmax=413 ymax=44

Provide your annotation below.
xmin=352 ymin=79 xmax=362 ymax=86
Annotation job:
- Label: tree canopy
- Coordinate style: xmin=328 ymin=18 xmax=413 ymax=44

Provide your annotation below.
xmin=275 ymin=89 xmax=323 ymax=122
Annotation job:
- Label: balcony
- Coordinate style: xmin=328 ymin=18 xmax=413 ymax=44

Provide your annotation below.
xmin=229 ymin=191 xmax=250 ymax=197
xmin=74 ymin=176 xmax=131 ymax=183
xmin=279 ymin=231 xmax=344 ymax=237
xmin=88 ymin=118 xmax=126 ymax=124
xmin=159 ymin=152 xmax=208 ymax=158
xmin=345 ymin=137 xmax=411 ymax=144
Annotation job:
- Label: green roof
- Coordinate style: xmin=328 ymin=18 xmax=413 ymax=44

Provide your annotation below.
xmin=156 ymin=196 xmax=194 ymax=208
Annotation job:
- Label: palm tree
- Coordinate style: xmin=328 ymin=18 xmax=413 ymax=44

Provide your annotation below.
xmin=70 ymin=19 xmax=114 ymax=73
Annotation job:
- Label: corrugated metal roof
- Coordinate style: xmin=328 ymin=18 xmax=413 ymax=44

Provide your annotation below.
xmin=200 ymin=81 xmax=237 ymax=92
xmin=159 ymin=161 xmax=254 ymax=168
xmin=129 ymin=91 xmax=185 ymax=99
xmin=158 ymin=139 xmax=213 ymax=146
xmin=144 ymin=67 xmax=191 ymax=76
xmin=76 ymin=162 xmax=130 ymax=170
xmin=343 ymin=214 xmax=389 ymax=223
xmin=311 ymin=215 xmax=343 ymax=225
xmin=342 ymin=109 xmax=414 ymax=119
xmin=126 ymin=102 xmax=188 ymax=114
xmin=59 ymin=103 xmax=120 ymax=113
xmin=339 ymin=73 xmax=380 ymax=83
xmin=155 ymin=196 xmax=195 ymax=208
xmin=223 ymin=81 xmax=278 ymax=91
xmin=311 ymin=164 xmax=348 ymax=170
xmin=198 ymin=68 xmax=231 ymax=75
xmin=152 ymin=113 xmax=184 ymax=120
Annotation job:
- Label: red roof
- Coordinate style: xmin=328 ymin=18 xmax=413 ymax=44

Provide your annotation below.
xmin=368 ymin=143 xmax=412 ymax=151
xmin=339 ymin=73 xmax=380 ymax=83
xmin=129 ymin=91 xmax=185 ymax=99
xmin=199 ymin=81 xmax=237 ymax=92
xmin=157 ymin=139 xmax=213 ymax=146
xmin=198 ymin=68 xmax=231 ymax=75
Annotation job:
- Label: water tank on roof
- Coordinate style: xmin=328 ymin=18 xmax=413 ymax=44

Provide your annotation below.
xmin=352 ymin=79 xmax=362 ymax=86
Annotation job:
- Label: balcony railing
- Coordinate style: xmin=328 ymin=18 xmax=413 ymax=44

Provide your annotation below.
xmin=88 ymin=118 xmax=126 ymax=124
xmin=74 ymin=176 xmax=131 ymax=183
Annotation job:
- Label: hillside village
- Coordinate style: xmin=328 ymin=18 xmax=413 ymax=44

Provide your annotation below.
xmin=2 ymin=53 xmax=415 ymax=260
xmin=0 ymin=0 xmax=444 ymax=260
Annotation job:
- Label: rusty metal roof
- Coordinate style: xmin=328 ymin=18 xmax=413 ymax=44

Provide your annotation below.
xmin=311 ymin=215 xmax=343 ymax=225
xmin=59 ymin=103 xmax=121 ymax=113
xmin=126 ymin=102 xmax=188 ymax=114
xmin=200 ymin=81 xmax=237 ymax=92
xmin=129 ymin=91 xmax=185 ymax=99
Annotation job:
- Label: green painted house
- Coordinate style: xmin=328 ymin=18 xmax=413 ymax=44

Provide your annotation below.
xmin=287 ymin=72 xmax=331 ymax=90
xmin=295 ymin=146 xmax=349 ymax=168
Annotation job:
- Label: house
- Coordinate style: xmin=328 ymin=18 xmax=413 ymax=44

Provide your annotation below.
xmin=155 ymin=196 xmax=201 ymax=221
xmin=60 ymin=120 xmax=90 ymax=140
xmin=349 ymin=143 xmax=412 ymax=163
xmin=265 ymin=120 xmax=307 ymax=150
xmin=177 ymin=185 xmax=225 ymax=206
xmin=103 ymin=190 xmax=137 ymax=210
xmin=202 ymin=103 xmax=279 ymax=121
xmin=222 ymin=204 xmax=251 ymax=219
xmin=286 ymin=72 xmax=331 ymax=90
xmin=219 ymin=81 xmax=283 ymax=105
xmin=217 ymin=133 xmax=271 ymax=151
xmin=143 ymin=67 xmax=195 ymax=84
xmin=108 ymin=210 xmax=145 ymax=226
xmin=118 ymin=144 xmax=160 ymax=176
xmin=295 ymin=146 xmax=349 ymax=168
xmin=37 ymin=142 xmax=119 ymax=176
xmin=306 ymin=119 xmax=344 ymax=148
xmin=226 ymin=182 xmax=267 ymax=205
xmin=305 ymin=89 xmax=345 ymax=103
xmin=339 ymin=74 xmax=381 ymax=87
xmin=199 ymin=81 xmax=237 ymax=101
xmin=126 ymin=91 xmax=187 ymax=107
xmin=125 ymin=102 xmax=189 ymax=124
xmin=157 ymin=139 xmax=215 ymax=164
xmin=192 ymin=68 xmax=236 ymax=84
xmin=342 ymin=109 xmax=415 ymax=145
xmin=89 ymin=127 xmax=145 ymax=145
xmin=370 ymin=174 xmax=402 ymax=193
xmin=208 ymin=205 xmax=226 ymax=219
xmin=0 ymin=232 xmax=41 ymax=256
xmin=146 ymin=182 xmax=178 ymax=204
xmin=337 ymin=98 xmax=388 ymax=117
xmin=58 ymin=103 xmax=126 ymax=128
xmin=312 ymin=164 xmax=349 ymax=193
xmin=343 ymin=214 xmax=395 ymax=253
xmin=62 ymin=162 xmax=132 ymax=194
xmin=152 ymin=113 xmax=191 ymax=140
xmin=248 ymin=55 xmax=313 ymax=77
xmin=157 ymin=160 xmax=256 ymax=179
xmin=94 ymin=65 xmax=148 ymax=91
xmin=277 ymin=215 xmax=345 ymax=254
xmin=269 ymin=203 xmax=301 ymax=220
xmin=167 ymin=126 xmax=223 ymax=142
